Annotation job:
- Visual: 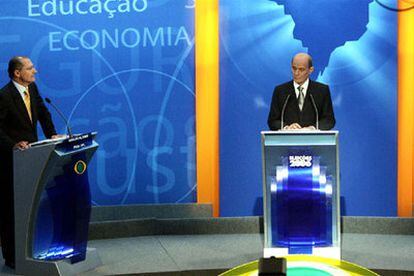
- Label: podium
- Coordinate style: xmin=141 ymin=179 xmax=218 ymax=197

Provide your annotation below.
xmin=261 ymin=131 xmax=340 ymax=259
xmin=13 ymin=133 xmax=101 ymax=275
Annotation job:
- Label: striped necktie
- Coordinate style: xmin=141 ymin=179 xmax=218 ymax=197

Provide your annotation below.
xmin=298 ymin=86 xmax=304 ymax=111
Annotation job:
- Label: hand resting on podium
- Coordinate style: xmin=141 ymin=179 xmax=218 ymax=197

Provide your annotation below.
xmin=282 ymin=124 xmax=317 ymax=131
xmin=51 ymin=134 xmax=67 ymax=139
xmin=13 ymin=141 xmax=30 ymax=150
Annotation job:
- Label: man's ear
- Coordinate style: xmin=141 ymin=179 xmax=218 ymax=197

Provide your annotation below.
xmin=14 ymin=69 xmax=20 ymax=79
xmin=309 ymin=66 xmax=314 ymax=74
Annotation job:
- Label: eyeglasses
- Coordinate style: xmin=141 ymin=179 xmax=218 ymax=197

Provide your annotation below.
xmin=291 ymin=66 xmax=308 ymax=73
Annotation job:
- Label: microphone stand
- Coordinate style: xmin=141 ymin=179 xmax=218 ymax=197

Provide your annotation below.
xmin=45 ymin=97 xmax=73 ymax=138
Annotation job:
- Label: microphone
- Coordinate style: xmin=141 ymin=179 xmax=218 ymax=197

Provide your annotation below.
xmin=309 ymin=94 xmax=319 ymax=130
xmin=45 ymin=97 xmax=73 ymax=138
xmin=280 ymin=94 xmax=291 ymax=130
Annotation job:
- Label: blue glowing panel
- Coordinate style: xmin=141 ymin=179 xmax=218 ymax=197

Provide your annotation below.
xmin=0 ymin=1 xmax=195 ymax=205
xmin=271 ymin=155 xmax=333 ymax=254
xmin=220 ymin=1 xmax=396 ymax=216
xmin=33 ymin=151 xmax=90 ymax=262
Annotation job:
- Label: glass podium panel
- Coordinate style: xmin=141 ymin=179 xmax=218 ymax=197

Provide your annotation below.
xmin=13 ymin=132 xmax=101 ymax=275
xmin=261 ymin=131 xmax=340 ymax=259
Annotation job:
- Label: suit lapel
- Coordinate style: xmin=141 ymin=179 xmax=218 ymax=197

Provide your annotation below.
xmin=289 ymin=81 xmax=301 ymax=115
xmin=301 ymin=79 xmax=316 ymax=114
xmin=28 ymin=83 xmax=38 ymax=123
xmin=9 ymin=82 xmax=34 ymax=128
xmin=289 ymin=81 xmax=300 ymax=114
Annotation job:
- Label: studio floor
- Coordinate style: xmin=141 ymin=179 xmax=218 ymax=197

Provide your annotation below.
xmin=2 ymin=233 xmax=414 ymax=275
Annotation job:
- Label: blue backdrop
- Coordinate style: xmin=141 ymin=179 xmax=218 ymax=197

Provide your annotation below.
xmin=0 ymin=0 xmax=196 ymax=205
xmin=220 ymin=0 xmax=397 ymax=216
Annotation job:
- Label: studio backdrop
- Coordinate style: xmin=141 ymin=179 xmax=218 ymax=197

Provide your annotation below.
xmin=219 ymin=0 xmax=397 ymax=216
xmin=0 ymin=0 xmax=196 ymax=205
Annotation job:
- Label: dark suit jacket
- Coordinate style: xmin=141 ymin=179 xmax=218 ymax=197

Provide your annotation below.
xmin=267 ymin=80 xmax=335 ymax=130
xmin=0 ymin=81 xmax=56 ymax=262
xmin=0 ymin=81 xmax=56 ymax=151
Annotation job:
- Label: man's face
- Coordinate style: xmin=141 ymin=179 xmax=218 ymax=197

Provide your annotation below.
xmin=15 ymin=58 xmax=37 ymax=86
xmin=291 ymin=55 xmax=313 ymax=85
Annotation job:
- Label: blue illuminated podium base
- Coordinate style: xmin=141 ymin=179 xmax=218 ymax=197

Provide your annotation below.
xmin=16 ymin=247 xmax=101 ymax=276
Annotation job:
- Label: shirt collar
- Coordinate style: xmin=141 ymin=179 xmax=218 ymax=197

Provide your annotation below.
xmin=12 ymin=80 xmax=29 ymax=99
xmin=293 ymin=78 xmax=310 ymax=97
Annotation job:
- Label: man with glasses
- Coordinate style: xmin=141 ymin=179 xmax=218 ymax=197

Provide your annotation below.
xmin=267 ymin=52 xmax=335 ymax=130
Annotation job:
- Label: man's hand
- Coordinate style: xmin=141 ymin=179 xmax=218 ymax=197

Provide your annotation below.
xmin=13 ymin=141 xmax=30 ymax=150
xmin=303 ymin=125 xmax=316 ymax=130
xmin=284 ymin=123 xmax=302 ymax=130
xmin=51 ymin=134 xmax=67 ymax=139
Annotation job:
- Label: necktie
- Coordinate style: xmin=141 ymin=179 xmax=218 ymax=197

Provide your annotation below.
xmin=298 ymin=86 xmax=304 ymax=111
xmin=23 ymin=89 xmax=32 ymax=121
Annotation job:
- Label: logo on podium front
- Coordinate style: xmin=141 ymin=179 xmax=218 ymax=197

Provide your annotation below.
xmin=289 ymin=155 xmax=312 ymax=168
xmin=74 ymin=160 xmax=87 ymax=175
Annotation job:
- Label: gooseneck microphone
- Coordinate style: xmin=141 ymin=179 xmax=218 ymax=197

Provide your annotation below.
xmin=309 ymin=94 xmax=319 ymax=130
xmin=45 ymin=97 xmax=73 ymax=138
xmin=280 ymin=94 xmax=291 ymax=130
